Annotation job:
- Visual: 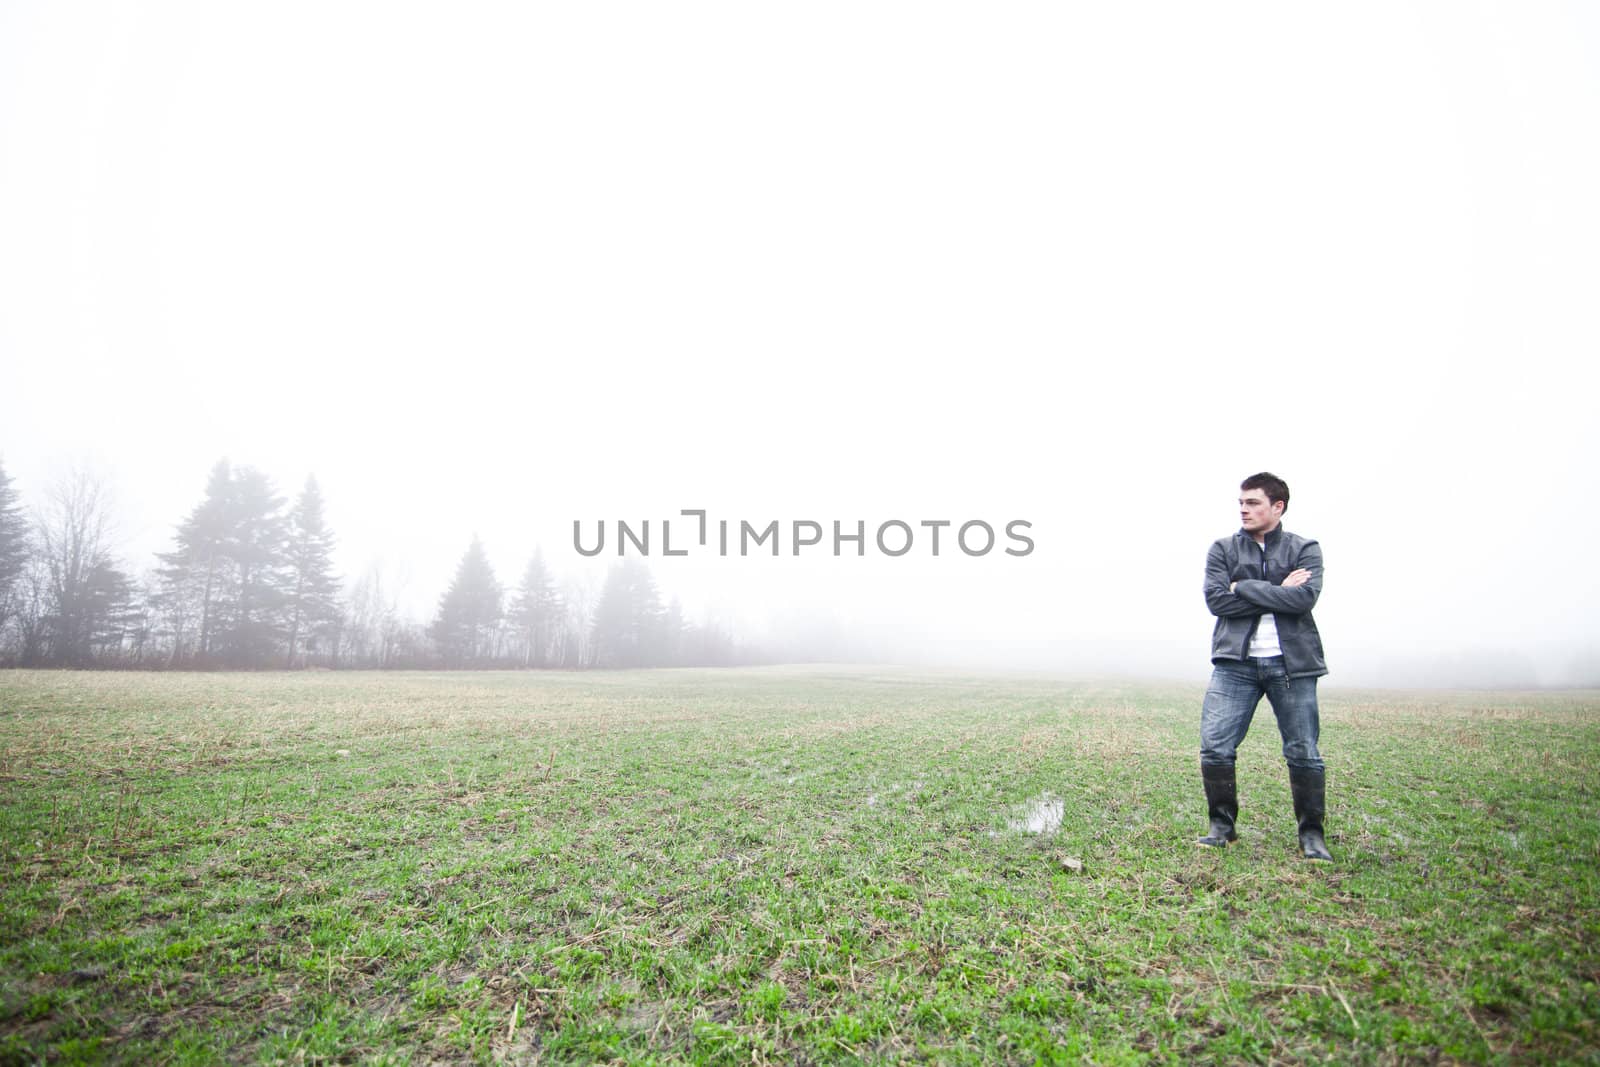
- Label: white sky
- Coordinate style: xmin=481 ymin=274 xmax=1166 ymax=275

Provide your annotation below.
xmin=2 ymin=2 xmax=1597 ymax=684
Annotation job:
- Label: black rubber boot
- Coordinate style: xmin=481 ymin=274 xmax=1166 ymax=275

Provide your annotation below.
xmin=1289 ymin=767 xmax=1333 ymax=861
xmin=1196 ymin=764 xmax=1238 ymax=847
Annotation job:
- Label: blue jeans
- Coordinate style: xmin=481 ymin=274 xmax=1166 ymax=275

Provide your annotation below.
xmin=1200 ymin=657 xmax=1324 ymax=772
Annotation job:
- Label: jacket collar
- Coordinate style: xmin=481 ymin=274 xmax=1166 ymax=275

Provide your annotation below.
xmin=1238 ymin=523 xmax=1287 ymax=550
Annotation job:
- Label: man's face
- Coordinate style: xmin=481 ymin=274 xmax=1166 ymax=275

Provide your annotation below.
xmin=1239 ymin=488 xmax=1284 ymax=535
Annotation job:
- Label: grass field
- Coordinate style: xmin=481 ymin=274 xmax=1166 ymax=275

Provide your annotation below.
xmin=1 ymin=667 xmax=1597 ymax=1065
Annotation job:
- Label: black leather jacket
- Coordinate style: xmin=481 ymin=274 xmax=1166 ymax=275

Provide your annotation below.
xmin=1204 ymin=524 xmax=1327 ymax=678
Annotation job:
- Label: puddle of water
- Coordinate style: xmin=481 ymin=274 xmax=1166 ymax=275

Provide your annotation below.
xmin=1006 ymin=792 xmax=1064 ymax=835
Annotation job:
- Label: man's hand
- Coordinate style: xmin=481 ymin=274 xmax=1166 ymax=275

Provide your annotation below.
xmin=1281 ymin=568 xmax=1311 ymax=588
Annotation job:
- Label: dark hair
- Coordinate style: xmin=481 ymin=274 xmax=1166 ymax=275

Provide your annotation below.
xmin=1241 ymin=472 xmax=1290 ymax=514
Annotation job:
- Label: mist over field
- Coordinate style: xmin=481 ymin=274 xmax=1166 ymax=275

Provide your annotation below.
xmin=2 ymin=3 xmax=1598 ymax=685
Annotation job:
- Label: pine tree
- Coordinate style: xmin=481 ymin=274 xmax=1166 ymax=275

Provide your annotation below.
xmin=155 ymin=460 xmax=236 ymax=663
xmin=82 ymin=561 xmax=140 ymax=662
xmin=156 ymin=461 xmax=290 ymax=667
xmin=283 ymin=476 xmax=342 ymax=667
xmin=509 ymin=549 xmax=563 ymax=667
xmin=431 ymin=537 xmax=502 ymax=666
xmin=217 ymin=466 xmax=289 ymax=667
xmin=0 ymin=458 xmax=30 ymax=633
xmin=590 ymin=559 xmax=666 ymax=668
xmin=663 ymin=595 xmax=685 ymax=666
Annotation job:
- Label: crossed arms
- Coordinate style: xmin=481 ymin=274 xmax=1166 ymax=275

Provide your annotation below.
xmin=1204 ymin=539 xmax=1323 ymax=619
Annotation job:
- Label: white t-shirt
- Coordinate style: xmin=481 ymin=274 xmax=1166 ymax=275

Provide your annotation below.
xmin=1246 ymin=537 xmax=1282 ymax=657
xmin=1248 ymin=609 xmax=1281 ymax=657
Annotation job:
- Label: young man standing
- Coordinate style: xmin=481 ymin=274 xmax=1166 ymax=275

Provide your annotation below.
xmin=1198 ymin=472 xmax=1332 ymax=861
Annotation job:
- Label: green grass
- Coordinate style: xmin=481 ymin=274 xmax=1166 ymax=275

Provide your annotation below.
xmin=1 ymin=666 xmax=1597 ymax=1064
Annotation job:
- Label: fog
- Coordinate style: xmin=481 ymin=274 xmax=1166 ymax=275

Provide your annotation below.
xmin=3 ymin=3 xmax=1597 ymax=685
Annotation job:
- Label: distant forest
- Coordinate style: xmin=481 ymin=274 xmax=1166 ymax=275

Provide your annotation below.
xmin=0 ymin=458 xmax=797 ymax=670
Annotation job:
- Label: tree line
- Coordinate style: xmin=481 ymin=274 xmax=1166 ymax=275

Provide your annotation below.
xmin=0 ymin=458 xmax=756 ymax=670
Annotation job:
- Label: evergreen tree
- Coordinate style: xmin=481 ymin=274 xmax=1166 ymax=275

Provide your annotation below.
xmin=9 ymin=554 xmax=49 ymax=666
xmin=0 ymin=458 xmax=29 ymax=633
xmin=156 ymin=460 xmax=290 ymax=667
xmin=431 ymin=537 xmax=502 ymax=666
xmin=155 ymin=460 xmax=235 ymax=662
xmin=662 ymin=595 xmax=685 ymax=666
xmin=283 ymin=476 xmax=342 ymax=667
xmin=509 ymin=548 xmax=563 ymax=667
xmin=216 ymin=466 xmax=289 ymax=666
xmin=590 ymin=559 xmax=666 ymax=668
xmin=81 ymin=561 xmax=140 ymax=662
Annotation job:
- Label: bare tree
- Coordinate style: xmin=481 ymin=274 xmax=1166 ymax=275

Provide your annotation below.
xmin=35 ymin=465 xmax=123 ymax=667
xmin=124 ymin=569 xmax=160 ymax=666
xmin=341 ymin=557 xmax=412 ymax=668
xmin=560 ymin=570 xmax=599 ymax=668
xmin=341 ymin=563 xmax=386 ymax=667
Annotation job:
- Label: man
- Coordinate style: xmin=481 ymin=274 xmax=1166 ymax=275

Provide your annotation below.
xmin=1198 ymin=472 xmax=1332 ymax=861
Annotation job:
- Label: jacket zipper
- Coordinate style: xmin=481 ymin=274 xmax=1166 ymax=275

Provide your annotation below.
xmin=1242 ymin=537 xmax=1269 ymax=655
